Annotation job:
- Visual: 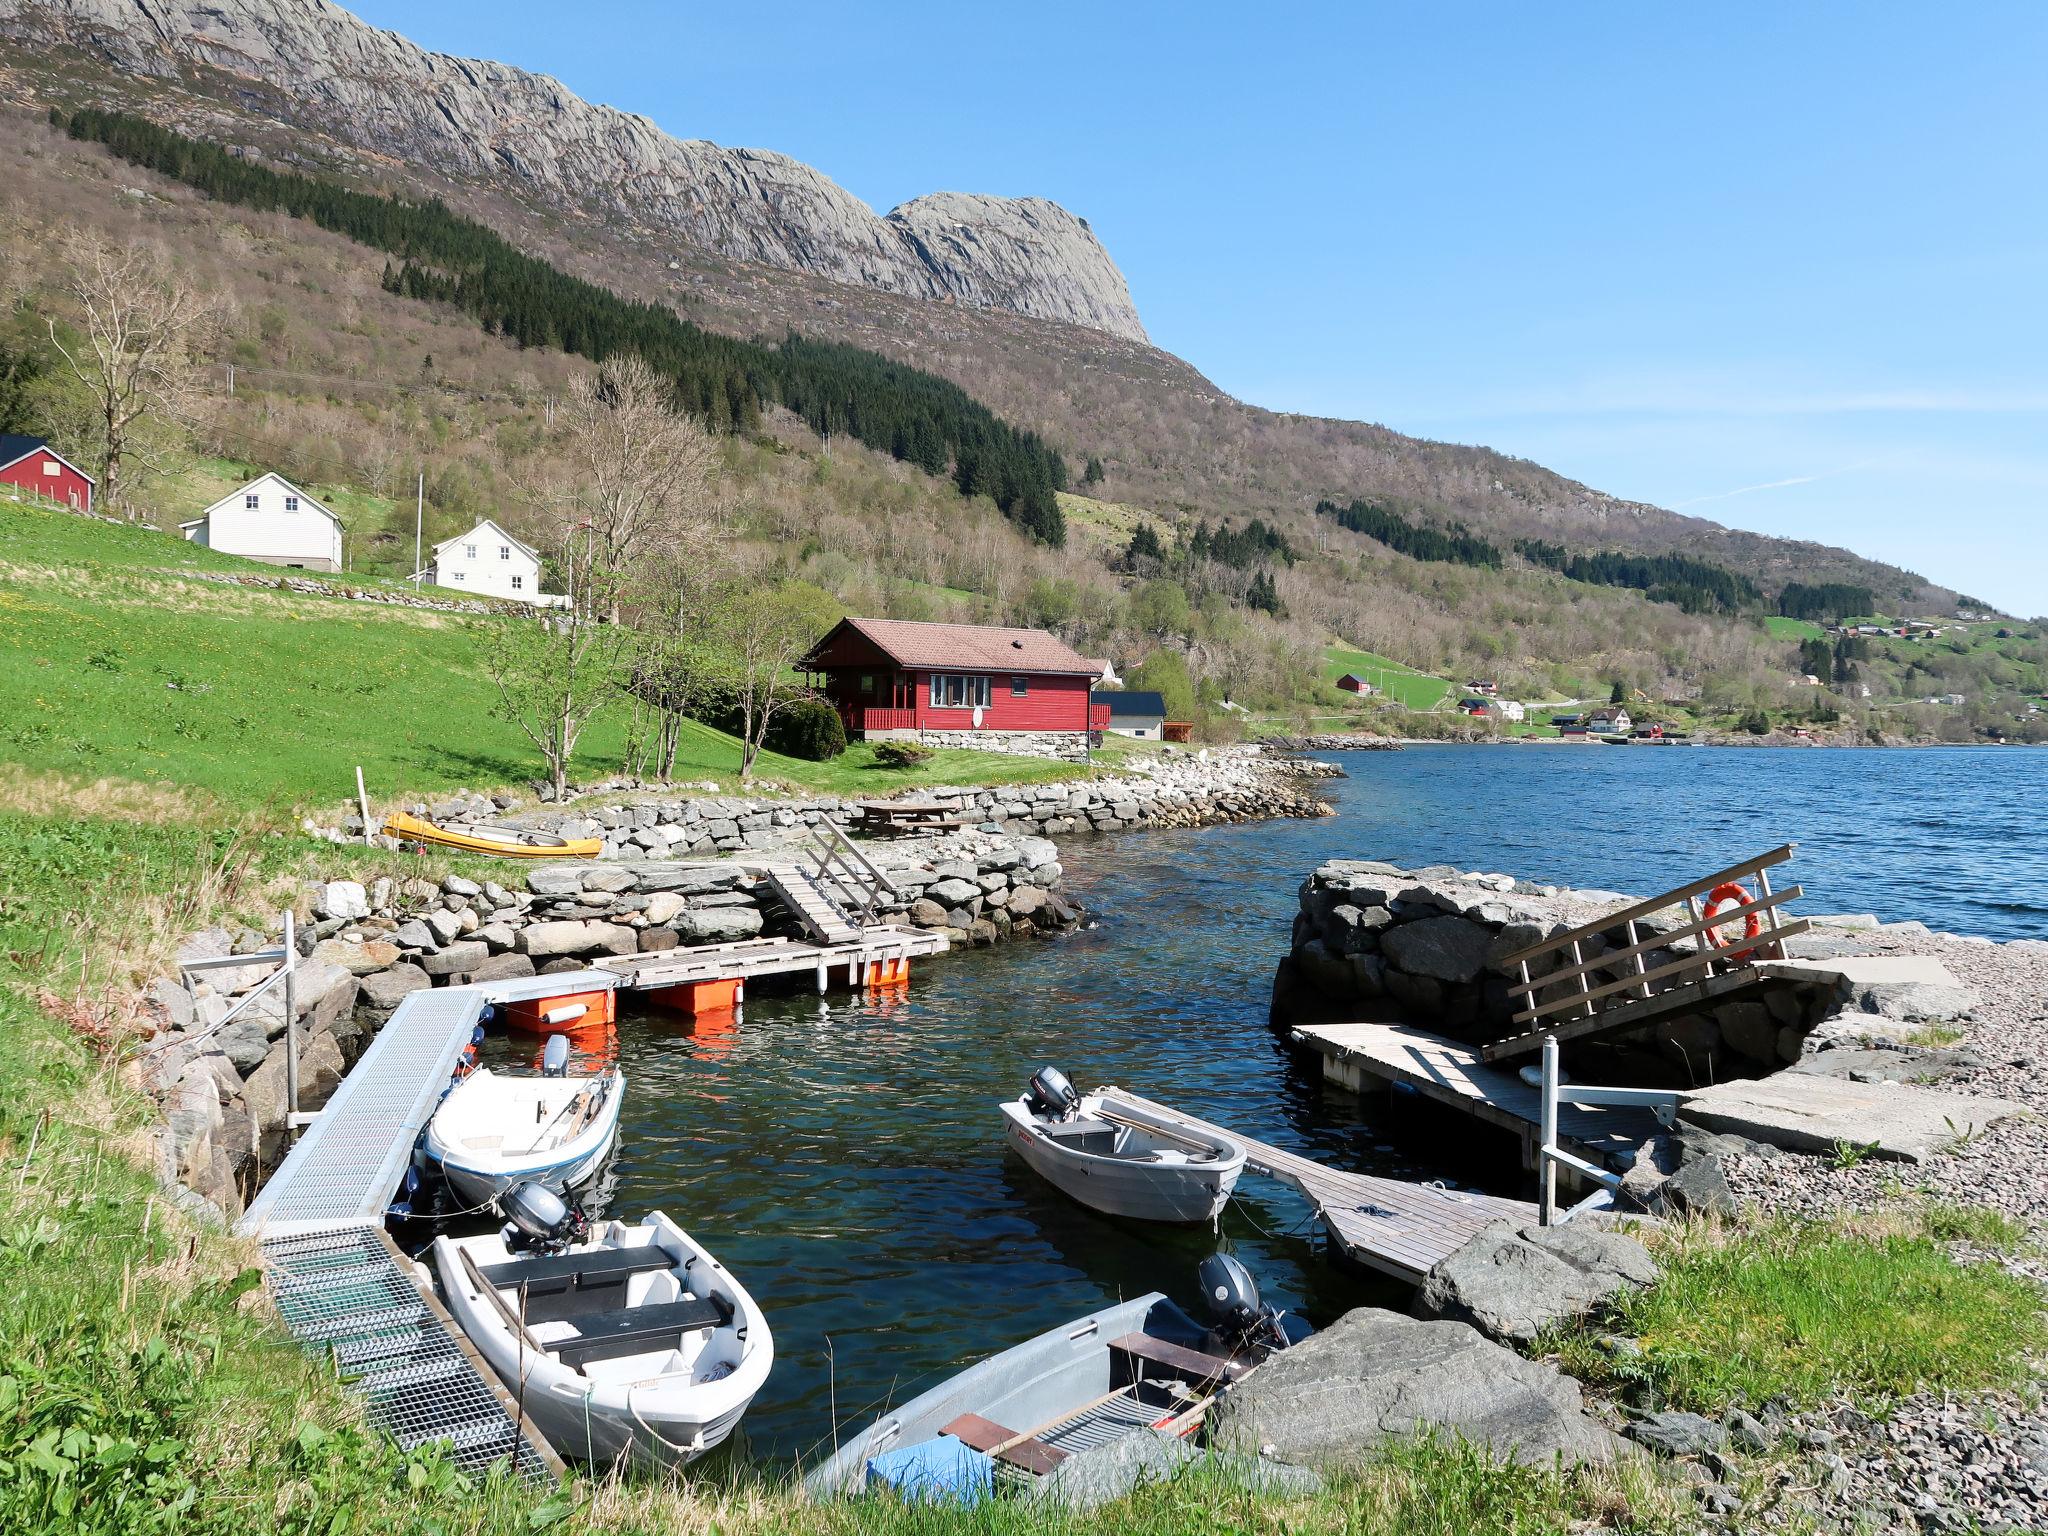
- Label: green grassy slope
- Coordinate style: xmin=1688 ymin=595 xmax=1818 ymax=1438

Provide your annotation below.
xmin=1320 ymin=644 xmax=1454 ymax=710
xmin=0 ymin=502 xmax=1092 ymax=807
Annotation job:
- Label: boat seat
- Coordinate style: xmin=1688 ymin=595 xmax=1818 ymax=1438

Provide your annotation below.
xmin=551 ymin=1295 xmax=735 ymax=1368
xmin=478 ymin=1245 xmax=674 ymax=1296
xmin=1107 ymin=1331 xmax=1244 ymax=1388
xmin=940 ymin=1412 xmax=1070 ymax=1476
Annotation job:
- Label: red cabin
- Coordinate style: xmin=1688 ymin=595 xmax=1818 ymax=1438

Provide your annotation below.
xmin=0 ymin=436 xmax=94 ymax=513
xmin=803 ymin=617 xmax=1101 ymax=757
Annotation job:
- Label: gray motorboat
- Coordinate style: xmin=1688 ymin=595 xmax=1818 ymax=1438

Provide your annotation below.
xmin=1001 ymin=1067 xmax=1246 ymax=1224
xmin=806 ymin=1256 xmax=1306 ymax=1501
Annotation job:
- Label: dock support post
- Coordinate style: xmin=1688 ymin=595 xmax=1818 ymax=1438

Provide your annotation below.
xmin=283 ymin=909 xmax=300 ymax=1135
xmin=1538 ymin=1035 xmax=1558 ymax=1226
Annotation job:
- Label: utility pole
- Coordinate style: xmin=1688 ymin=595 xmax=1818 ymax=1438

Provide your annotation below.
xmin=226 ymin=363 xmax=235 ymax=396
xmin=413 ymin=473 xmax=424 ymax=585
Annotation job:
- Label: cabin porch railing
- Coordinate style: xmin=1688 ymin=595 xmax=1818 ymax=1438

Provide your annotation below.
xmin=856 ymin=707 xmax=918 ymax=733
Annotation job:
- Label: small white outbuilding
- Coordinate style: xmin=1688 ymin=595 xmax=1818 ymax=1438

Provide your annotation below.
xmin=180 ymin=473 xmax=343 ymax=571
xmin=421 ymin=519 xmax=564 ymax=605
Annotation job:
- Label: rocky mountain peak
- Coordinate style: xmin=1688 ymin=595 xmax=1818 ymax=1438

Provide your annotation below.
xmin=0 ymin=0 xmax=1149 ymax=341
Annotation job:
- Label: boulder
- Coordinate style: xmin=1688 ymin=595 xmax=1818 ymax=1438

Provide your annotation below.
xmin=392 ymin=918 xmax=436 ymax=950
xmin=146 ymin=977 xmax=196 ymax=1031
xmin=1627 ymin=1411 xmax=1728 ymax=1458
xmin=926 ymin=877 xmax=982 ymax=907
xmin=1657 ymin=1155 xmax=1737 ymax=1218
xmin=1005 ymin=885 xmax=1047 ymax=918
xmin=642 ymin=891 xmax=688 ymax=926
xmin=214 ymin=1012 xmax=272 ymax=1075
xmin=314 ymin=880 xmax=369 ymax=921
xmin=469 ymin=952 xmax=538 ymax=983
xmin=358 ymin=961 xmax=432 ymax=1012
xmin=423 ymin=908 xmax=463 ymax=944
xmin=1415 ymin=1221 xmax=1658 ymax=1346
xmin=1024 ymin=1431 xmax=1197 ymax=1510
xmin=518 ymin=920 xmax=604 ymax=959
xmin=638 ymin=928 xmax=679 ymax=953
xmin=419 ymin=940 xmax=491 ymax=977
xmin=582 ymin=866 xmax=636 ymax=893
xmin=524 ymin=868 xmax=585 ymax=897
xmin=1857 ymin=979 xmax=1981 ymax=1023
xmin=442 ymin=874 xmax=482 ymax=898
xmin=1210 ymin=1308 xmax=1626 ymax=1469
xmin=1715 ymin=999 xmax=1779 ymax=1063
xmin=241 ymin=959 xmax=356 ymax=1039
xmin=675 ymin=907 xmax=764 ymax=943
xmin=311 ymin=938 xmax=400 ymax=977
xmin=908 ymin=898 xmax=950 ymax=928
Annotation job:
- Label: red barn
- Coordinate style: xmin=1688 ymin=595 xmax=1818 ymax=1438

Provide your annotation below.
xmin=0 ymin=436 xmax=94 ymax=513
xmin=803 ymin=617 xmax=1102 ymax=758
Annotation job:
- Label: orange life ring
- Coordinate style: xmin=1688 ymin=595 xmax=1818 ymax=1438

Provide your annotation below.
xmin=1702 ymin=881 xmax=1763 ymax=960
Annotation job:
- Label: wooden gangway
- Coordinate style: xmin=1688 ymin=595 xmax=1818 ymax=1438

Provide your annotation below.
xmin=1482 ymin=844 xmax=1811 ymax=1063
xmin=1290 ymin=1022 xmax=1664 ymax=1173
xmin=1104 ymin=1088 xmax=1536 ymax=1286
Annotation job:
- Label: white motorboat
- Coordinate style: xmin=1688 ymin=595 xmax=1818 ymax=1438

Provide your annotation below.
xmin=421 ymin=1037 xmax=624 ymax=1208
xmin=432 ymin=1197 xmax=773 ymax=1468
xmin=1001 ymin=1068 xmax=1246 ymax=1224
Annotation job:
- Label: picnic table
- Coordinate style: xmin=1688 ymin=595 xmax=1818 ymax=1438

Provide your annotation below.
xmin=853 ymin=798 xmax=968 ymax=835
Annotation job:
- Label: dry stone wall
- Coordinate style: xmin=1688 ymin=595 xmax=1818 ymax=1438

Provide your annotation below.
xmin=138 ymin=828 xmax=1080 ymax=1223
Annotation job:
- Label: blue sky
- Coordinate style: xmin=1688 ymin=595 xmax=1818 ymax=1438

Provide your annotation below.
xmin=348 ymin=2 xmax=2047 ymax=614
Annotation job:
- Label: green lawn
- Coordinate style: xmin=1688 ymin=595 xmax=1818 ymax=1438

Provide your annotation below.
xmin=0 ymin=503 xmax=1111 ymax=811
xmin=1763 ymin=615 xmax=1825 ymax=641
xmin=1321 ymin=643 xmax=1454 ymax=710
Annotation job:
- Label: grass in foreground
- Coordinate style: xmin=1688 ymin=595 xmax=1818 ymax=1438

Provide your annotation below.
xmin=1557 ymin=1213 xmax=2048 ymax=1413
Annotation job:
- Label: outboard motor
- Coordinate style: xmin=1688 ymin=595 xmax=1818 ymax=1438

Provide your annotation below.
xmin=540 ymin=1034 xmax=572 ymax=1078
xmin=1026 ymin=1066 xmax=1081 ymax=1121
xmin=499 ymin=1180 xmax=586 ymax=1254
xmin=1197 ymin=1252 xmax=1298 ymax=1355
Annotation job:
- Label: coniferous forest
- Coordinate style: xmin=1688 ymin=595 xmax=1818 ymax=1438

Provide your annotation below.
xmin=1512 ymin=538 xmax=1762 ymax=616
xmin=59 ymin=108 xmax=1070 ymax=546
xmin=1314 ymin=496 xmax=1505 ymax=568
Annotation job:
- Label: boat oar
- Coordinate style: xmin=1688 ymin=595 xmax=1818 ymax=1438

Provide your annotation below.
xmin=1091 ymin=1108 xmax=1225 ymax=1158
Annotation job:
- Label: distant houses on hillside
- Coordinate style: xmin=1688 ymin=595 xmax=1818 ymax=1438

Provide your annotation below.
xmin=1335 ymin=672 xmax=1379 ymax=696
xmin=418 ymin=518 xmax=565 ymax=606
xmin=180 ymin=472 xmax=343 ymax=571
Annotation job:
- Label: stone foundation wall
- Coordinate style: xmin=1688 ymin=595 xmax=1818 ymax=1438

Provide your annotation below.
xmin=916 ymin=728 xmax=1089 ymax=761
xmin=1272 ymin=859 xmax=1840 ymax=1083
xmin=140 ymin=829 xmax=1081 ymax=1223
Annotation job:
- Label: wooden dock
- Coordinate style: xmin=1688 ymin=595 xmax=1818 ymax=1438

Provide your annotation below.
xmin=597 ymin=924 xmax=949 ymax=993
xmin=1290 ymin=1022 xmax=1662 ymax=1173
xmin=1104 ymin=1087 xmax=1536 ymax=1286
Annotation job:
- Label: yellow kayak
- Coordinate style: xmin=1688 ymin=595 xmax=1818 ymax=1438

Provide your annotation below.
xmin=383 ymin=810 xmax=603 ymax=859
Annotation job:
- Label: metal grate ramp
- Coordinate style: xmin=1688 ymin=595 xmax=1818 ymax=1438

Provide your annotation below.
xmin=238 ymin=987 xmax=486 ymax=1237
xmin=263 ymin=1227 xmax=562 ymax=1481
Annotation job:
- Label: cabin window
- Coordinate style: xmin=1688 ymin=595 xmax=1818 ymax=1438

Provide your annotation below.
xmin=1011 ymin=676 xmax=1028 ymax=697
xmin=284 ymin=495 xmax=299 ymax=511
xmin=859 ymin=674 xmax=876 ymax=694
xmin=499 ymin=545 xmax=511 ymax=560
xmin=928 ymin=674 xmax=992 ymax=709
xmin=465 ymin=544 xmax=477 ymax=559
xmin=41 ymin=460 xmax=59 ymax=477
xmin=451 ymin=572 xmax=465 ymax=582
xmin=510 ymin=574 xmax=523 ymax=590
xmin=244 ymin=494 xmax=260 ymax=509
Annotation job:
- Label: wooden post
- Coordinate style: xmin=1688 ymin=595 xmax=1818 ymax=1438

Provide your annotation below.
xmin=1625 ymin=919 xmax=1651 ymax=999
xmin=283 ymin=910 xmax=300 ymax=1134
xmin=1539 ymin=1035 xmax=1559 ymax=1226
xmin=1757 ymin=866 xmax=1784 ymax=956
xmin=355 ymin=766 xmax=373 ymax=846
xmin=1569 ymin=940 xmax=1594 ymax=1018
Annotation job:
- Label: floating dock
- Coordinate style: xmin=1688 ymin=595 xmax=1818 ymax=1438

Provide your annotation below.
xmin=597 ymin=924 xmax=949 ymax=999
xmin=1290 ymin=1021 xmax=1662 ymax=1172
xmin=237 ymin=970 xmax=620 ymax=1479
xmin=1105 ymin=1088 xmax=1536 ymax=1286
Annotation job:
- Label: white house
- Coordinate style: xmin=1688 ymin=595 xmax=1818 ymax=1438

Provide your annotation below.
xmin=421 ymin=519 xmax=564 ymax=605
xmin=1494 ymin=699 xmax=1526 ymax=723
xmin=180 ymin=473 xmax=343 ymax=571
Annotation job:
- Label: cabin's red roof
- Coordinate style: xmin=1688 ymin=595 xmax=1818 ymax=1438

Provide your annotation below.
xmin=815 ymin=618 xmax=1097 ymax=675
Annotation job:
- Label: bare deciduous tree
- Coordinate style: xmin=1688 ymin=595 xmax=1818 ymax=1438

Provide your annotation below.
xmin=551 ymin=357 xmax=721 ymax=612
xmin=47 ymin=228 xmax=222 ymax=519
xmin=710 ymin=580 xmax=841 ymax=780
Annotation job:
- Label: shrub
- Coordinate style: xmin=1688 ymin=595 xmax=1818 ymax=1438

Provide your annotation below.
xmin=872 ymin=741 xmax=932 ymax=769
xmin=768 ymin=698 xmax=846 ymax=761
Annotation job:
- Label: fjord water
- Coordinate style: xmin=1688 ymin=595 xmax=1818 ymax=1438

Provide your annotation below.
xmin=512 ymin=745 xmax=2047 ymax=1467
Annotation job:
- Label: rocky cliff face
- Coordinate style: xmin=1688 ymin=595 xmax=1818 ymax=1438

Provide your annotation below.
xmin=0 ymin=0 xmax=1149 ymax=341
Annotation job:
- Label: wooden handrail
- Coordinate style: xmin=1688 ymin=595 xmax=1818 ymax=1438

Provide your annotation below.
xmin=1507 ymin=885 xmax=1802 ymax=998
xmin=1510 ymin=920 xmax=1812 ymax=1024
xmin=1496 ymin=843 xmax=1796 ymax=966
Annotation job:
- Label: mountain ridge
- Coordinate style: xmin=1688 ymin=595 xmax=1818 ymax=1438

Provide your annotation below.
xmin=0 ymin=0 xmax=1150 ymax=341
